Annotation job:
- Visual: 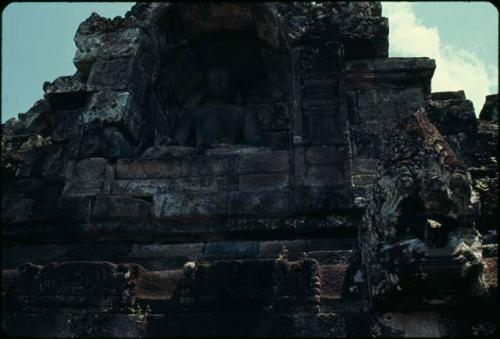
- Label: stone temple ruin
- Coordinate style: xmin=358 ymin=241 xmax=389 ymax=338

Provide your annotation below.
xmin=1 ymin=2 xmax=498 ymax=337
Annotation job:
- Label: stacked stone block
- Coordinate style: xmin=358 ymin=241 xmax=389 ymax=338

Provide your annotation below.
xmin=1 ymin=2 xmax=497 ymax=337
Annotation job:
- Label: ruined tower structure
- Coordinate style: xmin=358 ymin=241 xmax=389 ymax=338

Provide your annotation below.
xmin=1 ymin=3 xmax=497 ymax=337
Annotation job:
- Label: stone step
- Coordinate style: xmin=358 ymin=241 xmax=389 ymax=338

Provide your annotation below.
xmin=307 ymin=250 xmax=355 ymax=265
xmin=136 ymin=263 xmax=365 ymax=314
xmin=301 ymin=77 xmax=338 ymax=87
xmin=317 ymin=261 xmax=366 ymax=313
xmin=2 ymin=238 xmax=358 ymax=270
xmin=352 ymin=174 xmax=377 ymax=186
xmin=483 ymin=257 xmax=497 ymax=289
xmin=320 ymin=264 xmax=350 ymax=299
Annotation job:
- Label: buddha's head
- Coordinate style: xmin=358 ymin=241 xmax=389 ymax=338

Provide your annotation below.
xmin=206 ymin=67 xmax=233 ymax=101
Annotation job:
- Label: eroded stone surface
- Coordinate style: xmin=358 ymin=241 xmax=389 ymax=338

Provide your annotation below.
xmin=1 ymin=2 xmax=497 ymax=337
xmin=360 ymin=109 xmax=488 ymax=307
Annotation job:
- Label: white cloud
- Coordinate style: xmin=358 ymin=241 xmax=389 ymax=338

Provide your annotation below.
xmin=382 ymin=2 xmax=498 ymax=114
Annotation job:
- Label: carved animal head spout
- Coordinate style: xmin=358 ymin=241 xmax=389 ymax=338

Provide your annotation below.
xmin=360 ymin=109 xmax=487 ymax=309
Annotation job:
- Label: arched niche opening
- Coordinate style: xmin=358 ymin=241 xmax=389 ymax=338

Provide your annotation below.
xmin=154 ymin=3 xmax=291 ymax=149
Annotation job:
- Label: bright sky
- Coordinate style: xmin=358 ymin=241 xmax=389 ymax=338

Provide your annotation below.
xmin=1 ymin=2 xmax=134 ymax=123
xmin=382 ymin=2 xmax=498 ymax=114
xmin=1 ymin=2 xmax=498 ymax=122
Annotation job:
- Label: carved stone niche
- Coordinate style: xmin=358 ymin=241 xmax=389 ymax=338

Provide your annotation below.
xmin=154 ymin=3 xmax=291 ymax=149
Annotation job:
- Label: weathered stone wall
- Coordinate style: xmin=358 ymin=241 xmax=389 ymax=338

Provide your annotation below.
xmin=346 ymin=57 xmax=435 ymax=200
xmin=1 ymin=2 xmax=497 ymax=337
xmin=480 ymin=94 xmax=499 ymax=123
xmin=428 ymin=91 xmax=498 ymax=234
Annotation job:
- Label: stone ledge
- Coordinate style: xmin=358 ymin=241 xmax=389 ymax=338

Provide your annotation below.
xmin=154 ymin=192 xmax=229 ymax=218
xmin=181 ymin=155 xmax=238 ymax=176
xmin=2 ymin=238 xmax=358 ymax=270
xmin=346 ymin=57 xmax=435 ymax=89
xmin=238 ymin=151 xmax=290 ymax=174
xmin=346 ymin=57 xmax=436 ymax=73
xmin=294 ymin=187 xmax=354 ymax=213
xmin=239 ymin=173 xmax=289 ymax=192
xmin=308 ymin=250 xmax=354 ymax=265
xmin=228 ymin=190 xmax=293 ymax=216
xmin=258 ymin=240 xmax=307 ymax=260
xmin=204 ymin=241 xmax=258 ymax=258
xmin=131 ymin=243 xmax=204 ymax=258
xmin=93 ymin=195 xmax=152 ymax=222
xmin=116 ymin=159 xmax=181 ymax=179
xmin=305 ymin=145 xmax=349 ymax=164
xmin=44 ymin=75 xmax=87 ymax=95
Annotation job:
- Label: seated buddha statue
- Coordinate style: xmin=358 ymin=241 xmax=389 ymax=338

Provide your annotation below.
xmin=173 ymin=67 xmax=261 ymax=147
